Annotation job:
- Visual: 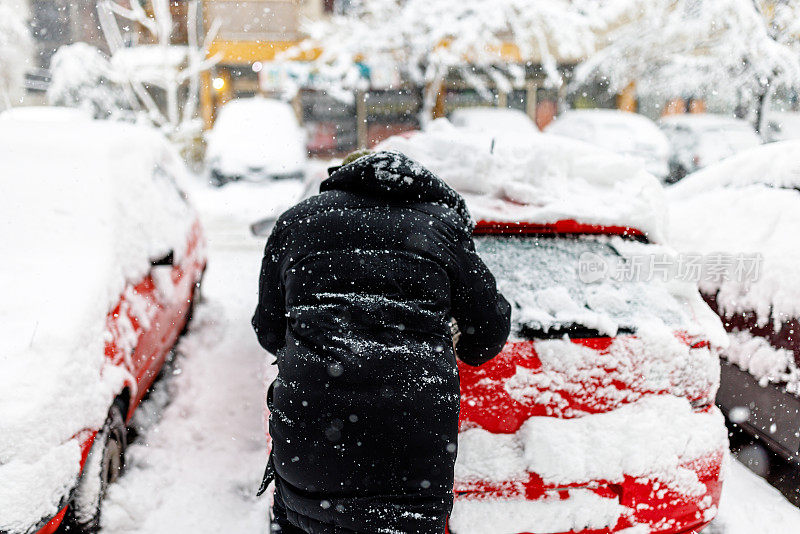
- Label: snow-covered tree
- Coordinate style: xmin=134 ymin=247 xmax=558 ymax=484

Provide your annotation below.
xmin=0 ymin=0 xmax=33 ymax=109
xmin=283 ymin=0 xmax=597 ymax=122
xmin=48 ymin=43 xmax=135 ymax=120
xmin=574 ymin=0 xmax=800 ymax=130
xmin=95 ymin=0 xmax=220 ymax=145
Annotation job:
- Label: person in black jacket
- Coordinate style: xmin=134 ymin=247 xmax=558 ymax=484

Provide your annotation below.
xmin=252 ymin=151 xmax=511 ymax=534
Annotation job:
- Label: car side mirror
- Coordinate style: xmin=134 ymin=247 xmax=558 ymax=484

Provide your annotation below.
xmin=250 ymin=217 xmax=277 ymax=237
xmin=151 ymin=250 xmax=175 ymax=267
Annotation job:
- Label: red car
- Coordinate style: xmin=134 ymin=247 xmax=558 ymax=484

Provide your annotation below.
xmin=0 ymin=111 xmax=206 ymax=534
xmin=378 ymin=124 xmax=728 ymax=534
xmin=449 ymin=220 xmax=725 ymax=534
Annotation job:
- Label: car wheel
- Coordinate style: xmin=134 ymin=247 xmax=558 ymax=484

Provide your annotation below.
xmin=62 ymin=403 xmax=127 ymax=533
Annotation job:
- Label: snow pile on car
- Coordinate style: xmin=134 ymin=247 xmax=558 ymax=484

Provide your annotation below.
xmin=0 ymin=115 xmax=195 ymax=531
xmin=452 ymin=395 xmax=727 ymax=533
xmin=669 ymin=142 xmax=800 ymax=325
xmin=377 ymin=119 xmax=668 ymax=243
xmin=206 ymin=97 xmax=307 ymax=179
xmin=725 ymin=331 xmax=800 ymax=394
xmin=669 ymin=139 xmax=800 ymax=195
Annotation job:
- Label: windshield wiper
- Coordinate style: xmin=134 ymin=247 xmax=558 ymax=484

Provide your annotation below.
xmin=519 ymin=323 xmax=635 ymax=340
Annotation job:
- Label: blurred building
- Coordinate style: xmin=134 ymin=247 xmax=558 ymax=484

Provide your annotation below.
xmin=201 ymin=0 xmax=344 ymax=128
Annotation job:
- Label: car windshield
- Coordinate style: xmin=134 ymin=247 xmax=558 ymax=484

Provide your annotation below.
xmin=474 ymin=234 xmax=690 ymax=339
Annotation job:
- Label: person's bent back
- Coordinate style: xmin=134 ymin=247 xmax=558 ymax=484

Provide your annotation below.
xmin=253 ymin=151 xmax=511 ymax=534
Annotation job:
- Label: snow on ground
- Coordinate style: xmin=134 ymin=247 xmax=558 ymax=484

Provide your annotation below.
xmin=97 ymin=165 xmax=800 ymax=534
xmin=98 ymin=179 xmax=297 ymax=533
xmin=710 ymin=460 xmax=800 ymax=534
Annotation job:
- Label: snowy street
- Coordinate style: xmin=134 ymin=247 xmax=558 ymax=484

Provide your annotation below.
xmin=94 ymin=180 xmax=800 ymax=534
xmin=4 ymin=2 xmax=800 ymax=532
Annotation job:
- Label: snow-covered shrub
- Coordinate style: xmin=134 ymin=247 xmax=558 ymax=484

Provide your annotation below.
xmin=47 ymin=43 xmax=134 ymax=120
xmin=0 ymin=1 xmax=33 ymax=109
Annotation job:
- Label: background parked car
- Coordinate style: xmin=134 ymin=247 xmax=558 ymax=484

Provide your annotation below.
xmin=378 ymin=120 xmax=728 ymax=534
xmin=0 ymin=112 xmax=207 ymax=534
xmin=544 ymin=109 xmax=671 ymax=181
xmin=764 ymin=111 xmax=800 ymax=143
xmin=450 ymin=107 xmax=539 ymax=136
xmin=205 ymin=97 xmax=307 ymax=187
xmin=668 ymin=140 xmax=800 ymax=465
xmin=659 ymin=114 xmax=761 ymax=183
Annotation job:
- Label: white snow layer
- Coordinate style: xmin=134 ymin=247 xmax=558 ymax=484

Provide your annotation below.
xmin=455 ymin=395 xmax=726 ymax=491
xmin=377 ymin=119 xmax=668 ymax=243
xmin=668 ymin=140 xmax=800 ymax=195
xmin=450 ymin=491 xmax=627 ymax=534
xmin=0 ymin=116 xmax=195 ymax=531
xmin=205 ymin=97 xmax=307 ymax=178
xmin=725 ymin=330 xmax=800 ymax=394
xmin=668 ymin=180 xmax=800 ymax=326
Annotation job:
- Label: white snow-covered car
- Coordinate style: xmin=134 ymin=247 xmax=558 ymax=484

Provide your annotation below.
xmin=545 ymin=109 xmax=671 ymax=180
xmin=206 ymin=97 xmax=307 ymax=186
xmin=659 ymin=114 xmax=761 ymax=183
xmin=450 ymin=107 xmax=539 ymax=136
xmin=378 ymin=120 xmax=728 ymax=534
xmin=0 ymin=112 xmax=206 ymax=534
xmin=668 ymin=140 xmax=800 ymax=463
xmin=763 ymin=111 xmax=800 ymax=143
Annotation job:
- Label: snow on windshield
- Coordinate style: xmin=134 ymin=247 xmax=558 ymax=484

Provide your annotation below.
xmin=475 ymin=234 xmax=690 ymax=338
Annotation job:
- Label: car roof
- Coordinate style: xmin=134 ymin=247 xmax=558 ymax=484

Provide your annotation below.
xmin=377 ymin=118 xmax=666 ymax=242
xmin=0 ymin=115 xmax=194 ymax=356
xmin=211 ymin=97 xmax=301 ymax=137
xmin=659 ymin=113 xmax=754 ymax=129
xmin=551 ymin=109 xmax=660 ymax=128
xmin=450 ymin=108 xmax=538 ymax=134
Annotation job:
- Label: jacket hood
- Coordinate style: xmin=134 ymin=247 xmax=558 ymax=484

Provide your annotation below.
xmin=321 ymin=151 xmax=475 ymax=230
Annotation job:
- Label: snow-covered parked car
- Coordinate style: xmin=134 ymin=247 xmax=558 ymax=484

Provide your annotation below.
xmin=0 ymin=113 xmax=207 ymax=534
xmin=763 ymin=111 xmax=800 ymax=143
xmin=659 ymin=114 xmax=761 ymax=183
xmin=668 ymin=140 xmax=800 ymax=464
xmin=545 ymin=109 xmax=671 ymax=180
xmin=378 ymin=120 xmax=728 ymax=534
xmin=206 ymin=97 xmax=307 ymax=186
xmin=450 ymin=107 xmax=539 ymax=136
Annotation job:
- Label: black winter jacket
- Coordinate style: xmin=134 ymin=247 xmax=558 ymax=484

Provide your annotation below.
xmin=253 ymin=151 xmax=511 ymax=533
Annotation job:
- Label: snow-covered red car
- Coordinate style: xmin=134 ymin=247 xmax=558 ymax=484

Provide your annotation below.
xmin=0 ymin=112 xmax=206 ymax=534
xmin=668 ymin=141 xmax=800 ymax=464
xmin=380 ymin=120 xmax=728 ymax=534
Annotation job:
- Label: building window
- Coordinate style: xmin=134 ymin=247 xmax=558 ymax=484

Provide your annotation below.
xmin=324 ymin=0 xmax=353 ymax=14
